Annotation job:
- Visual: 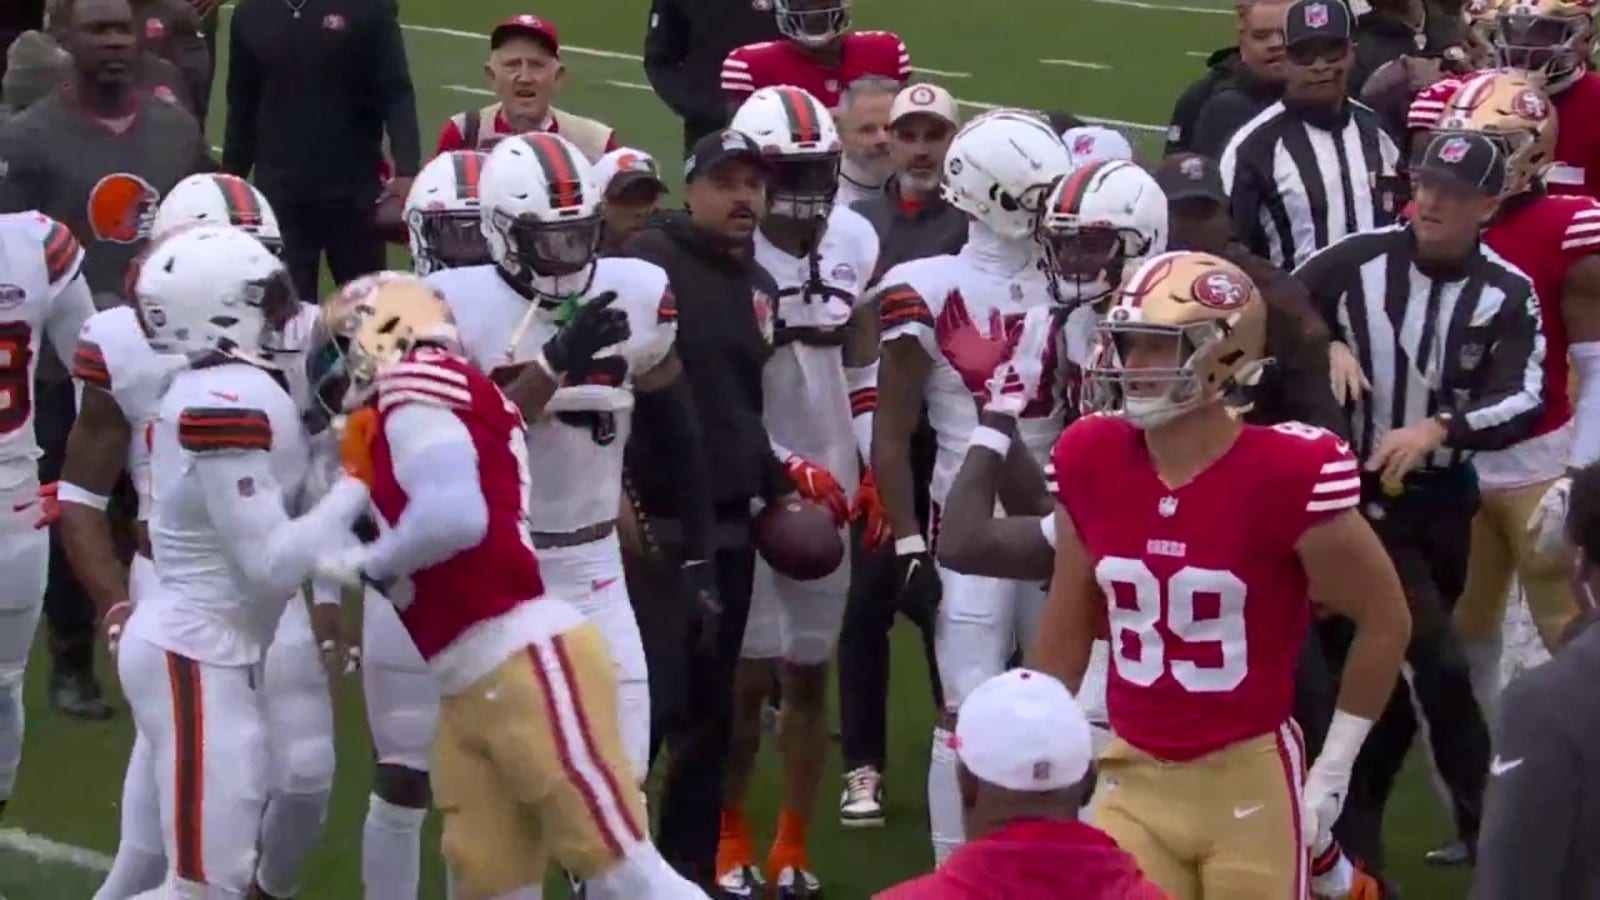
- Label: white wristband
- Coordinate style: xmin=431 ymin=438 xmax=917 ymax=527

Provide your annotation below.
xmin=57 ymin=481 xmax=110 ymax=511
xmin=1318 ymin=710 xmax=1375 ymax=772
xmin=968 ymin=425 xmax=1012 ymax=457
xmin=894 ymin=535 xmax=927 ymax=556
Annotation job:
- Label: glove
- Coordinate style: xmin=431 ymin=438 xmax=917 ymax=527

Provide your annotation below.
xmin=32 ymin=481 xmax=60 ymax=530
xmin=852 ymin=468 xmax=891 ymax=553
xmin=980 ymin=306 xmax=1054 ymax=418
xmin=1527 ymin=475 xmax=1572 ymax=559
xmin=542 ymin=290 xmax=631 ymax=376
xmin=339 ymin=407 xmax=380 ymax=487
xmin=783 ymin=455 xmax=850 ymax=526
xmin=1301 ymin=711 xmax=1371 ymax=849
xmin=681 ymin=559 xmax=722 ymax=656
xmin=893 ymin=535 xmax=942 ymax=630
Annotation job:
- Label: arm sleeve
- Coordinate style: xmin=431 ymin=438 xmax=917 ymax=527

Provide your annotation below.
xmin=1290 ymin=245 xmax=1348 ymax=337
xmin=1220 ymin=140 xmax=1269 ymax=260
xmin=1568 ymin=342 xmax=1600 ymax=467
xmin=643 ymin=0 xmax=722 ymax=125
xmin=846 ymin=360 xmax=878 ymax=464
xmin=1470 ymin=686 xmax=1577 ymax=900
xmin=721 ymin=45 xmax=757 ymax=105
xmin=222 ymin=13 xmax=260 ymax=177
xmin=371 ymin=0 xmax=421 ymax=178
xmin=634 ymin=376 xmax=714 ymax=562
xmin=1446 ymin=284 xmax=1546 ymax=452
xmin=358 ymin=403 xmax=488 ymax=580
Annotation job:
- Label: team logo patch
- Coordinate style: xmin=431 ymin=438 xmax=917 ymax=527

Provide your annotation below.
xmin=86 ymin=173 xmax=161 ymax=245
xmin=237 ymin=477 xmax=256 ymax=497
xmin=0 ymin=285 xmax=23 ymax=310
xmin=1511 ymin=89 xmax=1549 ymax=120
xmin=1304 ymin=2 xmax=1329 ymax=27
xmin=1158 ymin=496 xmax=1178 ymax=517
xmin=1072 ymin=134 xmax=1095 ymax=156
xmin=1190 ymin=269 xmax=1249 ymax=310
xmin=1438 ymin=136 xmax=1472 ymax=163
xmin=752 ymin=289 xmax=774 ymax=343
xmin=1179 ymin=156 xmax=1205 ymax=179
xmin=322 ymin=13 xmax=345 ymax=30
xmin=909 ymin=85 xmax=936 ymax=106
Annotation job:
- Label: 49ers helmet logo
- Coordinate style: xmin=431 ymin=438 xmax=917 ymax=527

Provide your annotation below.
xmin=1511 ymin=89 xmax=1549 ymax=120
xmin=1190 ymin=269 xmax=1249 ymax=310
xmin=87 ymin=173 xmax=161 ymax=244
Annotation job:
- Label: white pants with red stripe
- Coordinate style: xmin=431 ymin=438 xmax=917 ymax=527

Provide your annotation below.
xmin=0 ymin=481 xmax=49 ymax=803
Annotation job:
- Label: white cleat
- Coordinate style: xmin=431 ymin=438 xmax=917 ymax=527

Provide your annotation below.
xmin=839 ymin=765 xmax=885 ymax=828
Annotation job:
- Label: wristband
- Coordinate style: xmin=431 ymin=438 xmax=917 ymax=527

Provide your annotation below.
xmin=968 ymin=426 xmax=1012 ymax=457
xmin=894 ymin=535 xmax=927 ymax=556
xmin=1318 ymin=710 xmax=1375 ymax=771
xmin=98 ymin=601 xmax=131 ymax=628
xmin=57 ymin=481 xmax=110 ymax=511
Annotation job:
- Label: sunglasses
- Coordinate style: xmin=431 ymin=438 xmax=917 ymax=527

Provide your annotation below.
xmin=1286 ymin=37 xmax=1350 ymax=65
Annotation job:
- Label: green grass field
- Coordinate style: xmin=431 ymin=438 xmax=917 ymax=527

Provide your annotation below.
xmin=0 ymin=0 xmax=1475 ymax=896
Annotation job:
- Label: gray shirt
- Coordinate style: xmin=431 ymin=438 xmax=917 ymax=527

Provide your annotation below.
xmin=1473 ymin=623 xmax=1600 ymax=900
xmin=850 ymin=178 xmax=967 ymax=284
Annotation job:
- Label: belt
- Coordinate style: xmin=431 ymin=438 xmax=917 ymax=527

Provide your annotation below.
xmin=531 ymin=519 xmax=615 ymax=549
xmin=774 ymin=325 xmax=848 ymax=347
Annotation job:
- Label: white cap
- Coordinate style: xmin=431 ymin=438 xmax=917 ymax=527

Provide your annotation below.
xmin=1062 ymin=125 xmax=1134 ymax=171
xmin=889 ymin=83 xmax=960 ymax=128
xmin=953 ymin=668 xmax=1093 ymax=792
xmin=591 ymin=147 xmax=667 ymax=198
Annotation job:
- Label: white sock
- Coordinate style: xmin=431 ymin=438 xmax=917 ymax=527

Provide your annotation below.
xmin=928 ymin=725 xmax=965 ymax=866
xmin=0 ymin=673 xmax=24 ymax=801
xmin=363 ymin=793 xmax=426 ymax=900
xmin=255 ymin=790 xmax=331 ymax=897
xmin=93 ymin=847 xmax=165 ymax=900
xmin=1463 ymin=638 xmax=1504 ymax=733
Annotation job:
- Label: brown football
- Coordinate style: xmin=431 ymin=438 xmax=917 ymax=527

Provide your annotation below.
xmin=754 ymin=497 xmax=844 ymax=581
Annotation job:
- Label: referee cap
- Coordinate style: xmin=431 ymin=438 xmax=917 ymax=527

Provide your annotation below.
xmin=1285 ymin=0 xmax=1353 ymax=44
xmin=1415 ymin=131 xmax=1508 ymax=196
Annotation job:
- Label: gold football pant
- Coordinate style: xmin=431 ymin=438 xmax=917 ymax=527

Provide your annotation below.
xmin=1456 ymin=478 xmax=1579 ymax=649
xmin=433 ymin=623 xmax=648 ymax=900
xmin=1093 ymin=723 xmax=1307 ymax=900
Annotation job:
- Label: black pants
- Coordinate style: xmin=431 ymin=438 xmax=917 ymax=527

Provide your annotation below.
xmin=627 ymin=519 xmax=757 ymax=889
xmin=200 ymin=10 xmax=219 ymax=132
xmin=34 ymin=377 xmax=96 ymax=677
xmin=1330 ymin=472 xmax=1490 ymax=874
xmin=263 ymin=190 xmax=387 ymax=303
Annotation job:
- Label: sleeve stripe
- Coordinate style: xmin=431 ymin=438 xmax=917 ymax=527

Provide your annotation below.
xmin=1319 ymin=459 xmax=1358 ymax=475
xmin=1312 ymin=476 xmax=1361 ymax=494
xmin=658 ymin=290 xmax=677 ymax=324
xmin=378 ymin=375 xmax=472 ymax=406
xmin=43 ymin=221 xmax=83 ymax=284
xmin=178 ymin=407 xmax=272 ymax=452
xmin=1307 ymin=492 xmax=1359 ymax=513
xmin=378 ymin=389 xmax=467 ymax=412
xmin=722 ymin=58 xmax=751 ymax=71
xmin=71 ymin=342 xmax=111 ymax=388
xmin=384 ymin=361 xmax=468 ymax=386
xmin=850 ymin=387 xmax=878 ymax=416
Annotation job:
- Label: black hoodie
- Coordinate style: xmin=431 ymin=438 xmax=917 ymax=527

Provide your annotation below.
xmin=1166 ymin=46 xmax=1240 ymax=156
xmin=1188 ymin=54 xmax=1286 ymax=158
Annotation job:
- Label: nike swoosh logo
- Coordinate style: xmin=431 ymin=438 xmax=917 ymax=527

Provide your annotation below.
xmin=209 ymin=390 xmax=240 ymax=402
xmin=1490 ymin=756 xmax=1524 ymax=776
xmin=591 ymin=577 xmax=619 ymax=592
xmin=1233 ymin=805 xmax=1263 ymax=819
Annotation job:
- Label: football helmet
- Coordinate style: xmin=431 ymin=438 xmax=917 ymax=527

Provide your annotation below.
xmin=1037 ymin=159 xmax=1168 ymax=311
xmin=730 ymin=86 xmax=842 ymax=220
xmin=405 ymin=150 xmax=491 ymax=275
xmin=342 ymin=275 xmax=461 ymax=411
xmin=943 ymin=110 xmax=1074 ymax=242
xmin=1492 ymin=0 xmax=1596 ymax=92
xmin=1435 ymin=70 xmax=1557 ymax=197
xmin=479 ymin=131 xmax=605 ymax=316
xmin=152 ymin=173 xmax=283 ymax=255
xmin=1084 ymin=250 xmax=1269 ymax=429
xmin=774 ymin=0 xmax=852 ymax=48
xmin=134 ymin=224 xmax=301 ymax=369
xmin=305 ymin=271 xmax=413 ymax=421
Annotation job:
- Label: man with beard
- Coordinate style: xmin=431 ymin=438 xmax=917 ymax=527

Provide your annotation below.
xmin=1175 ymin=0 xmax=1291 ymax=157
xmin=834 ymin=75 xmax=896 ymax=208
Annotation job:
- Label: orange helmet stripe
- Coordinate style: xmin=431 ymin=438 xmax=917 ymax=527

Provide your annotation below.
xmin=451 ymin=151 xmax=484 ymax=201
xmin=522 ymin=133 xmax=584 ymax=210
xmin=212 ymin=174 xmax=262 ymax=227
xmin=1053 ymin=160 xmax=1114 ymax=217
xmin=776 ymin=87 xmax=823 ymax=144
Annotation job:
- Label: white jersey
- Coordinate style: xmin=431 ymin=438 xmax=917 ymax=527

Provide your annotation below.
xmin=431 ymin=258 xmax=676 ymax=534
xmin=142 ymin=362 xmax=312 ymax=666
xmin=70 ymin=305 xmax=185 ymax=521
xmin=0 ymin=211 xmax=93 ymax=488
xmin=877 ymin=251 xmax=1069 ymax=507
xmin=754 ymin=206 xmax=879 ymax=493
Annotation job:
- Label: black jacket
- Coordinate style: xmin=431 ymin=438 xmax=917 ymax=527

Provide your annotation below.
xmin=1189 ymin=63 xmax=1284 ymax=159
xmin=1166 ymin=47 xmax=1239 ymax=156
xmin=643 ymin=0 xmax=779 ymax=152
xmin=1348 ymin=9 xmax=1463 ymax=95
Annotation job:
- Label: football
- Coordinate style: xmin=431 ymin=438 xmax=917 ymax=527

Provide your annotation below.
xmin=754 ymin=497 xmax=844 ymax=581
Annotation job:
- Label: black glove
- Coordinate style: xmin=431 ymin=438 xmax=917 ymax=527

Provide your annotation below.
xmin=681 ymin=558 xmax=722 ymax=656
xmin=893 ymin=538 xmax=941 ymax=632
xmin=542 ymin=291 xmax=631 ymax=375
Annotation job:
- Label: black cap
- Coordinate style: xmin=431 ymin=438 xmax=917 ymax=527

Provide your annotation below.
xmin=684 ymin=130 xmax=770 ymax=183
xmin=1414 ymin=131 xmax=1507 ymax=196
xmin=1285 ymin=0 xmax=1353 ymax=45
xmin=1154 ymin=153 xmax=1228 ymax=204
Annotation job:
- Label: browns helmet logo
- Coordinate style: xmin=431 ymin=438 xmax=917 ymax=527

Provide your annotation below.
xmin=1190 ymin=269 xmax=1249 ymax=310
xmin=1511 ymin=89 xmax=1549 ymax=120
xmin=87 ymin=173 xmax=161 ymax=245
xmin=1072 ymin=134 xmax=1095 ymax=156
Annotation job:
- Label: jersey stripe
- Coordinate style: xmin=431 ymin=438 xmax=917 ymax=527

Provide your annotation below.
xmin=776 ymin=86 xmax=823 ymax=145
xmin=850 ymin=386 xmax=878 ymax=417
xmin=657 ymin=288 xmax=678 ymax=324
xmin=178 ymin=407 xmax=273 ymax=452
xmin=522 ymin=133 xmax=584 ymax=210
xmin=41 ymin=219 xmax=83 ymax=285
xmin=877 ymin=283 xmax=934 ymax=330
xmin=1307 ymin=457 xmax=1361 ymax=512
xmin=165 ymin=652 xmax=207 ymax=883
xmin=72 ymin=340 xmax=111 ymax=389
xmin=1562 ymin=208 xmax=1600 ymax=250
xmin=213 ymin=174 xmax=264 ymax=228
xmin=450 ymin=150 xmax=485 ymax=200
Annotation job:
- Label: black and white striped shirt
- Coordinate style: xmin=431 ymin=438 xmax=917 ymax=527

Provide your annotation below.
xmin=1293 ymin=225 xmax=1547 ymax=470
xmin=1219 ymin=100 xmax=1403 ymax=271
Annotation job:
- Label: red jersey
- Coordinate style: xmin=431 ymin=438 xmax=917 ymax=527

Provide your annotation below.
xmin=1406 ymin=77 xmax=1462 ymax=133
xmin=1052 ymin=415 xmax=1360 ymax=761
xmin=1482 ymin=193 xmax=1600 ymax=437
xmin=368 ymin=350 xmax=545 ymax=662
xmin=1548 ymin=72 xmax=1600 ymax=198
xmin=720 ymin=31 xmax=911 ymax=109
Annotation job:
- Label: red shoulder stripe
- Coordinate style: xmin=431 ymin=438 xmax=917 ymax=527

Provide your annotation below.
xmin=849 ymin=386 xmax=878 ymax=417
xmin=877 ymin=283 xmax=934 ymax=329
xmin=657 ymin=288 xmax=678 ymax=325
xmin=42 ymin=220 xmax=82 ymax=285
xmin=178 ymin=407 xmax=272 ymax=452
xmin=72 ymin=341 xmax=111 ymax=389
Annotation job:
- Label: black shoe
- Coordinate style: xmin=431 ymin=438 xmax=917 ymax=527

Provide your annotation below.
xmin=1422 ymin=840 xmax=1474 ymax=867
xmin=48 ymin=669 xmax=115 ymax=720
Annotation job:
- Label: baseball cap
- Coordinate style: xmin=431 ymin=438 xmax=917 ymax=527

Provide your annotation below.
xmin=1284 ymin=0 xmax=1353 ymax=45
xmin=684 ymin=129 xmax=771 ymax=183
xmin=491 ymin=14 xmax=560 ymax=54
xmin=1154 ymin=152 xmax=1229 ymax=204
xmin=1062 ymin=125 xmax=1134 ymax=171
xmin=1413 ymin=131 xmax=1507 ymax=196
xmin=593 ymin=147 xmax=668 ymax=198
xmin=890 ymin=83 xmax=960 ymax=128
xmin=2 ymin=31 xmax=67 ymax=113
xmin=952 ymin=669 xmax=1093 ymax=792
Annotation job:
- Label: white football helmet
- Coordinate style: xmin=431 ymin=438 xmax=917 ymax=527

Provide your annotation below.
xmin=153 ymin=173 xmax=283 ymax=254
xmin=1038 ymin=160 xmax=1169 ymax=311
xmin=942 ymin=110 xmax=1074 ymax=242
xmin=730 ymin=85 xmax=842 ymax=220
xmin=135 ymin=224 xmax=301 ymax=369
xmin=406 ymin=150 xmax=491 ymax=276
xmin=479 ymin=131 xmax=605 ymax=316
xmin=774 ymin=0 xmax=852 ymax=48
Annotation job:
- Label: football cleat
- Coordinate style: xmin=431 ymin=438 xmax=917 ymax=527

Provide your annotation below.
xmin=714 ymin=865 xmax=765 ymax=899
xmin=775 ymin=866 xmax=822 ymax=899
xmin=1423 ymin=839 xmax=1474 ymax=866
xmin=839 ymin=766 xmax=885 ymax=828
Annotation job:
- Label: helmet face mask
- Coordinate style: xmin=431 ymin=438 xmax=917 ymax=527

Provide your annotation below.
xmin=774 ymin=0 xmax=851 ymax=48
xmin=1493 ymin=6 xmax=1595 ymax=89
xmin=479 ymin=134 xmax=605 ymax=313
xmin=410 ymin=209 xmax=491 ymax=273
xmin=1042 ymin=226 xmax=1153 ymax=311
xmin=767 ymin=152 xmax=841 ymax=220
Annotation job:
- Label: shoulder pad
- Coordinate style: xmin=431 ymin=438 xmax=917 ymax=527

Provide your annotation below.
xmin=875 ymin=279 xmax=934 ymax=330
xmin=375 ymin=358 xmax=474 ymax=413
xmin=178 ymin=406 xmax=273 ymax=453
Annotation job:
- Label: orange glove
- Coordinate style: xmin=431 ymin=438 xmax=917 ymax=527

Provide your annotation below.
xmin=852 ymin=468 xmax=891 ymax=553
xmin=32 ymin=482 xmax=60 ymax=530
xmin=340 ymin=407 xmax=381 ymax=486
xmin=782 ymin=455 xmax=849 ymax=526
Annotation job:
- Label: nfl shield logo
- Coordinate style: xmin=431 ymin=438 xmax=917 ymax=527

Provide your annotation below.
xmin=1305 ymin=2 xmax=1329 ymax=27
xmin=237 ymin=477 xmax=256 ymax=498
xmin=1439 ymin=136 xmax=1471 ymax=163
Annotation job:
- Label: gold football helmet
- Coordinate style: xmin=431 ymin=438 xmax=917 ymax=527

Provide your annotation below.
xmin=1084 ymin=251 xmax=1269 ymax=429
xmin=305 ymin=271 xmax=412 ymax=421
xmin=1435 ymin=70 xmax=1557 ymax=197
xmin=344 ymin=276 xmax=460 ymax=407
xmin=1492 ymin=0 xmax=1597 ymax=91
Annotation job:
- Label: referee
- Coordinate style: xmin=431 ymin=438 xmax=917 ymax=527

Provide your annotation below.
xmin=1219 ymin=0 xmax=1404 ymax=270
xmin=1294 ymin=131 xmax=1546 ymax=877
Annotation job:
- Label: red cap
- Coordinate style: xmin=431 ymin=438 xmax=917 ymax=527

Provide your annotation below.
xmin=490 ymin=14 xmax=559 ymax=54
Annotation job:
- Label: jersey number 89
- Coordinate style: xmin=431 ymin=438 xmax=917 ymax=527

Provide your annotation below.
xmin=1097 ymin=556 xmax=1247 ymax=694
xmin=0 ymin=322 xmax=34 ymax=434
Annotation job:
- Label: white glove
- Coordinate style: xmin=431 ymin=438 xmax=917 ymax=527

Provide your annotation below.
xmin=313 ymin=545 xmax=369 ymax=588
xmin=1527 ymin=475 xmax=1572 ymax=559
xmin=983 ymin=307 xmax=1054 ymax=417
xmin=1301 ymin=712 xmax=1372 ymax=849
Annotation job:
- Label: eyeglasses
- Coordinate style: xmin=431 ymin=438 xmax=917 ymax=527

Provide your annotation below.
xmin=1286 ymin=37 xmax=1350 ymax=65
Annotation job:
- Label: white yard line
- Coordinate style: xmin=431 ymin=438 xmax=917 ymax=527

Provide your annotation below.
xmin=1039 ymin=58 xmax=1112 ymax=70
xmin=1086 ymin=0 xmax=1231 ymax=14
xmin=0 ymin=829 xmax=114 ymax=873
xmin=912 ymin=66 xmax=971 ymax=79
xmin=601 ymin=79 xmax=654 ymax=92
xmin=443 ymin=83 xmax=495 ymax=97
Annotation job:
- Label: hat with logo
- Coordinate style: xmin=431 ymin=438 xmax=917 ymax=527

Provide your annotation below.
xmin=1154 ymin=152 xmax=1229 ymax=204
xmin=951 ymin=669 xmax=1094 ymax=792
xmin=890 ymin=83 xmax=961 ymax=128
xmin=684 ymin=129 xmax=771 ymax=183
xmin=491 ymin=14 xmax=560 ymax=54
xmin=1284 ymin=0 xmax=1353 ymax=45
xmin=593 ymin=147 xmax=668 ymax=198
xmin=1062 ymin=125 xmax=1134 ymax=171
xmin=1413 ymin=130 xmax=1507 ymax=196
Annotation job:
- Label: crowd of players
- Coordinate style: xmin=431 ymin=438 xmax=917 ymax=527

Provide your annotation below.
xmin=1 ymin=0 xmax=1600 ymax=897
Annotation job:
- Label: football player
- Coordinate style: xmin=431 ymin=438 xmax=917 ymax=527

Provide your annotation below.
xmin=311 ymin=277 xmax=704 ymax=900
xmin=1491 ymin=0 xmax=1600 ymax=197
xmin=1033 ymin=250 xmax=1412 ymax=900
xmin=404 ymin=150 xmax=492 ymax=275
xmin=0 ymin=209 xmax=95 ymax=821
xmin=117 ymin=225 xmax=370 ymax=900
xmin=870 ymin=109 xmax=1075 ymax=865
xmin=710 ymin=85 xmax=881 ymax=900
xmin=720 ymin=0 xmax=910 ymax=111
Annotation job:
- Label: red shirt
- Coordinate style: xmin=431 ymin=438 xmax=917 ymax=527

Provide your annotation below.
xmin=435 ymin=104 xmax=620 ymax=156
xmin=720 ymin=31 xmax=911 ymax=109
xmin=1549 ymin=72 xmax=1600 ymax=198
xmin=1052 ymin=416 xmax=1358 ymax=761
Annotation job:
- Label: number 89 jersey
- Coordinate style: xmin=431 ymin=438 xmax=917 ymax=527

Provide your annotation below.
xmin=1051 ymin=415 xmax=1360 ymax=762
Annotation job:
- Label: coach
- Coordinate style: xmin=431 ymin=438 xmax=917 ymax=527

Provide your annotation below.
xmin=643 ymin=0 xmax=778 ymax=154
xmin=223 ymin=0 xmax=420 ymax=302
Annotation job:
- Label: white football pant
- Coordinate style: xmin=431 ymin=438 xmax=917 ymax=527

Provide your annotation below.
xmin=0 ymin=482 xmax=49 ymax=805
xmin=741 ymin=525 xmax=851 ymax=665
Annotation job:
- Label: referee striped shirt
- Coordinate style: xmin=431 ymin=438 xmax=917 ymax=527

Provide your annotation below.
xmin=1219 ymin=100 xmax=1402 ymax=270
xmin=1293 ymin=225 xmax=1547 ymax=469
